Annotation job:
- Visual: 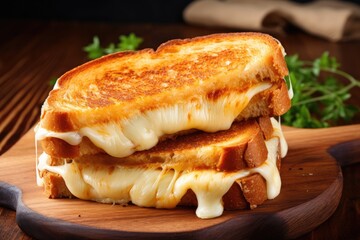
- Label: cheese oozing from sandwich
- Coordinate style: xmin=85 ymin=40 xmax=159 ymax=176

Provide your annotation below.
xmin=37 ymin=118 xmax=286 ymax=219
xmin=36 ymin=82 xmax=272 ymax=158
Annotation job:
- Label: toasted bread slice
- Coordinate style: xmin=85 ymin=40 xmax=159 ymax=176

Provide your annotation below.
xmin=37 ymin=117 xmax=285 ymax=219
xmin=38 ymin=80 xmax=290 ymax=159
xmin=36 ymin=32 xmax=290 ymax=158
xmin=41 ymin=171 xmax=273 ymax=212
xmin=42 ymin=117 xmax=273 ymax=170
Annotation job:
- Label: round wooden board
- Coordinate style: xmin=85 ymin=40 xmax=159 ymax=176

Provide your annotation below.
xmin=1 ymin=125 xmax=359 ymax=239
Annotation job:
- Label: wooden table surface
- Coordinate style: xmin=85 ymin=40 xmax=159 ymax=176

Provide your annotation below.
xmin=0 ymin=19 xmax=359 ymax=239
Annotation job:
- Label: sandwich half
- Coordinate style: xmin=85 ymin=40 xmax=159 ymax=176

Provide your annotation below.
xmin=35 ymin=32 xmax=290 ymax=159
xmin=38 ymin=117 xmax=286 ymax=219
xmin=35 ymin=32 xmax=291 ymax=219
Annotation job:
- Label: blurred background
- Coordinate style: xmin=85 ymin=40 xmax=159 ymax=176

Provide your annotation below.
xmin=2 ymin=0 xmax=359 ymax=23
xmin=2 ymin=0 xmax=359 ymax=44
xmin=1 ymin=1 xmax=360 ymax=239
xmin=3 ymin=0 xmax=192 ymax=23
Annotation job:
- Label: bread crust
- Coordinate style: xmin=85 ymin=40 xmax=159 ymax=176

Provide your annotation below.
xmin=36 ymin=32 xmax=289 ymax=214
xmin=38 ymin=116 xmax=282 ymax=211
xmin=39 ymin=80 xmax=289 ymax=159
xmin=39 ymin=32 xmax=289 ymax=133
xmin=43 ymin=118 xmax=273 ymax=172
xmin=40 ymin=165 xmax=280 ymax=211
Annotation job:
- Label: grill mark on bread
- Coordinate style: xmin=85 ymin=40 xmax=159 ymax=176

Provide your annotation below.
xmin=40 ymin=80 xmax=287 ymax=157
xmin=62 ymin=49 xmax=245 ymax=107
xmin=35 ymin=33 xmax=290 ymax=219
xmin=207 ymin=88 xmax=228 ymax=101
xmin=41 ymin=32 xmax=289 ymax=133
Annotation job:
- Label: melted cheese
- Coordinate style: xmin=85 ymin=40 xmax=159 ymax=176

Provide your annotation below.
xmin=37 ymin=119 xmax=285 ymax=219
xmin=35 ymin=126 xmax=43 ymax=187
xmin=287 ymin=76 xmax=294 ymax=99
xmin=270 ymin=117 xmax=288 ymax=158
xmin=36 ymin=127 xmax=82 ymax=145
xmin=35 ymin=83 xmax=272 ymax=158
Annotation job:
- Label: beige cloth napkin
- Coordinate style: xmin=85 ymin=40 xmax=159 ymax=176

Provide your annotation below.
xmin=183 ymin=0 xmax=360 ymax=41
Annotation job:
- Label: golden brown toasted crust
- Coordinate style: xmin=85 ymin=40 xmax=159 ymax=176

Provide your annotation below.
xmin=39 ymin=116 xmax=281 ymax=211
xmin=236 ymin=80 xmax=290 ymax=122
xmin=41 ymin=171 xmax=73 ymax=199
xmin=237 ymin=174 xmax=268 ymax=209
xmin=41 ymin=138 xmax=80 ymax=158
xmin=44 ymin=118 xmax=273 ymax=172
xmin=222 ymin=182 xmax=249 ymax=210
xmin=39 ymin=32 xmax=288 ymax=133
xmin=178 ymin=179 xmax=257 ymax=210
xmin=258 ymin=116 xmax=274 ymax=140
xmin=243 ymin=129 xmax=268 ymax=168
xmin=217 ymin=144 xmax=248 ymax=171
xmin=41 ymin=168 xmax=279 ymax=211
xmin=39 ymin=80 xmax=288 ymax=159
xmin=41 ymin=136 xmax=102 ymax=159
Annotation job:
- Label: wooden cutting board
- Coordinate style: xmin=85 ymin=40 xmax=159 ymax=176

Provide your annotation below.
xmin=1 ymin=125 xmax=359 ymax=240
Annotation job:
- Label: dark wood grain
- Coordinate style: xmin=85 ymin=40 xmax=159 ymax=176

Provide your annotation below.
xmin=0 ymin=20 xmax=359 ymax=239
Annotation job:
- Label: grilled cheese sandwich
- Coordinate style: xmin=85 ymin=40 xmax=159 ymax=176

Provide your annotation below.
xmin=36 ymin=32 xmax=290 ymax=159
xmin=38 ymin=117 xmax=285 ymax=219
xmin=36 ymin=82 xmax=279 ymax=158
xmin=35 ymin=32 xmax=291 ymax=219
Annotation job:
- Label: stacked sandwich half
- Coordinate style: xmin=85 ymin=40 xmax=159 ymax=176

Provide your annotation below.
xmin=35 ymin=32 xmax=291 ymax=219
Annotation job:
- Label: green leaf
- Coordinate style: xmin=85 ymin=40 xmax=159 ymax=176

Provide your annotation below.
xmin=83 ymin=36 xmax=105 ymax=59
xmin=283 ymin=52 xmax=359 ymax=128
xmin=343 ymin=105 xmax=359 ymax=122
xmin=312 ymin=59 xmax=321 ymax=76
xmin=49 ymin=77 xmax=58 ymax=87
xmin=117 ymin=33 xmax=143 ymax=51
xmin=83 ymin=33 xmax=143 ymax=60
xmin=104 ymin=43 xmax=117 ymax=54
xmin=285 ymin=54 xmax=303 ymax=71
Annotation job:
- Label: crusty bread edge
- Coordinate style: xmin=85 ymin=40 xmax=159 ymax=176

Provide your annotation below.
xmin=39 ymin=81 xmax=290 ymax=159
xmin=38 ymin=117 xmax=282 ymax=211
xmin=39 ymin=32 xmax=289 ymax=133
xmin=41 ymin=154 xmax=281 ymax=211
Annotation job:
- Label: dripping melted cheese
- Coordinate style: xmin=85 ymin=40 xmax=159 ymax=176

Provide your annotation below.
xmin=37 ymin=118 xmax=286 ymax=219
xmin=36 ymin=82 xmax=273 ymax=158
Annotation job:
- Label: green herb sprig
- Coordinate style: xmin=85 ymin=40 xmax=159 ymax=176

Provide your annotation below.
xmin=83 ymin=33 xmax=143 ymax=60
xmin=283 ymin=52 xmax=360 ymax=128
